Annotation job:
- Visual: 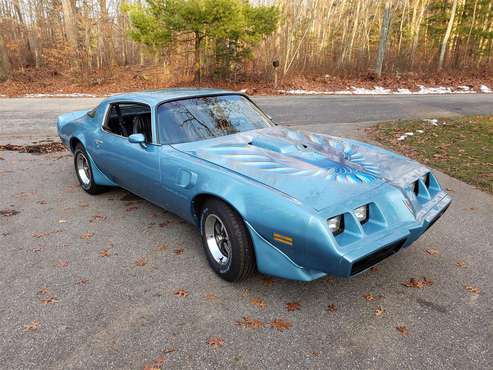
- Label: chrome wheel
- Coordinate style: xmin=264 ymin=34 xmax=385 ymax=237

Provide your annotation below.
xmin=76 ymin=152 xmax=91 ymax=188
xmin=204 ymin=214 xmax=231 ymax=266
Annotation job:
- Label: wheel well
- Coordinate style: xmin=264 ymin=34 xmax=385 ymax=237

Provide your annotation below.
xmin=69 ymin=137 xmax=82 ymax=153
xmin=191 ymin=194 xmax=241 ymax=225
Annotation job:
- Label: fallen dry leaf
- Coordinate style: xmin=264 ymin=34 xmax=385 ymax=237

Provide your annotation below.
xmin=207 ymin=337 xmax=224 ymax=347
xmin=286 ymin=302 xmax=301 ymax=311
xmin=174 ymin=249 xmax=184 ymax=255
xmin=250 ymin=297 xmax=267 ymax=310
xmin=456 ymin=260 xmax=466 ymax=268
xmin=327 ymin=304 xmax=337 ymax=312
xmin=90 ymin=214 xmax=107 ymax=223
xmin=261 ymin=277 xmax=274 ymax=286
xmin=425 ymin=248 xmax=440 ymax=256
xmin=204 ymin=292 xmax=218 ymax=301
xmin=32 ymin=247 xmax=42 ymax=253
xmin=143 ymin=354 xmax=166 ymax=370
xmin=0 ymin=209 xmax=19 ymax=217
xmin=401 ymin=277 xmax=433 ymax=288
xmin=36 ymin=200 xmax=48 ymax=205
xmin=77 ymin=278 xmax=89 ymax=285
xmin=80 ymin=232 xmax=94 ymax=240
xmin=464 ymin=285 xmax=480 ymax=294
xmin=270 ymin=319 xmax=292 ymax=331
xmin=99 ymin=249 xmax=110 ymax=257
xmin=23 ymin=320 xmax=40 ymax=332
xmin=157 ymin=244 xmax=167 ymax=251
xmin=33 ymin=230 xmax=62 ymax=238
xmin=175 ymin=289 xmax=189 ymax=297
xmin=38 ymin=287 xmax=49 ymax=295
xmin=363 ymin=293 xmax=376 ymax=301
xmin=236 ymin=316 xmax=264 ymax=329
xmin=55 ymin=260 xmax=69 ymax=268
xmin=375 ymin=306 xmax=385 ymax=317
xmin=126 ymin=206 xmax=139 ymax=212
xmin=396 ymin=325 xmax=409 ymax=336
xmin=135 ymin=257 xmax=146 ymax=267
xmin=370 ymin=266 xmax=380 ymax=272
xmin=41 ymin=296 xmax=58 ymax=304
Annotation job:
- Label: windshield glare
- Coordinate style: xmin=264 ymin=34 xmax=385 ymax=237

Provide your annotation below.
xmin=157 ymin=95 xmax=272 ymax=144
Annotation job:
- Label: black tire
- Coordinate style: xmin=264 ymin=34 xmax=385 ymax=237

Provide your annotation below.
xmin=73 ymin=144 xmax=106 ymax=195
xmin=200 ymin=199 xmax=256 ymax=282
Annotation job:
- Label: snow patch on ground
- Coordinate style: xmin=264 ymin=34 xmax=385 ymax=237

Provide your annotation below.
xmin=23 ymin=93 xmax=97 ymax=98
xmin=480 ymin=84 xmax=492 ymax=93
xmin=280 ymin=84 xmax=492 ymax=96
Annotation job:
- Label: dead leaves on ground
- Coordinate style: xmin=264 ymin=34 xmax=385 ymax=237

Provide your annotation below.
xmin=286 ymin=302 xmax=301 ymax=312
xmin=456 ymin=260 xmax=466 ymax=268
xmin=90 ymin=214 xmax=107 ymax=223
xmin=135 ymin=257 xmax=146 ymax=267
xmin=425 ymin=248 xmax=440 ymax=256
xmin=143 ymin=354 xmax=166 ymax=370
xmin=23 ymin=320 xmax=40 ymax=332
xmin=32 ymin=229 xmax=62 ymax=238
xmin=174 ymin=249 xmax=184 ymax=255
xmin=55 ymin=260 xmax=69 ymax=268
xmin=250 ymin=297 xmax=267 ymax=310
xmin=175 ymin=289 xmax=189 ymax=298
xmin=80 ymin=232 xmax=94 ymax=240
xmin=207 ymin=337 xmax=224 ymax=348
xmin=396 ymin=325 xmax=410 ymax=336
xmin=99 ymin=249 xmax=111 ymax=257
xmin=464 ymin=285 xmax=480 ymax=294
xmin=401 ymin=277 xmax=433 ymax=288
xmin=1 ymin=209 xmax=19 ymax=217
xmin=270 ymin=319 xmax=292 ymax=331
xmin=236 ymin=316 xmax=265 ymax=329
xmin=326 ymin=304 xmax=337 ymax=312
xmin=374 ymin=306 xmax=385 ymax=317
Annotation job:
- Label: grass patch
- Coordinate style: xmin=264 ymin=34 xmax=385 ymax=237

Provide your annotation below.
xmin=368 ymin=116 xmax=493 ymax=194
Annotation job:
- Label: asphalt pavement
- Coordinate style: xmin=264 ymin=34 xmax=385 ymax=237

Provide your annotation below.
xmin=0 ymin=95 xmax=492 ymax=369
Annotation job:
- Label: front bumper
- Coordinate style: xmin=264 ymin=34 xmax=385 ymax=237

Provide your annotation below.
xmin=341 ymin=191 xmax=452 ymax=276
xmin=247 ymin=191 xmax=451 ymax=281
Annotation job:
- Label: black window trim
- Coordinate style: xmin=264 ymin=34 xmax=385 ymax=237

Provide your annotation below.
xmin=101 ymin=101 xmax=155 ymax=144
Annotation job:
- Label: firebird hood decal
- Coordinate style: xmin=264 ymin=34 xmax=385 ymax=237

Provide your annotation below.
xmin=174 ymin=127 xmax=428 ymax=211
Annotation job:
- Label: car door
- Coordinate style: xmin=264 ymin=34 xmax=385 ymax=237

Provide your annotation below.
xmin=92 ymin=101 xmax=162 ymax=202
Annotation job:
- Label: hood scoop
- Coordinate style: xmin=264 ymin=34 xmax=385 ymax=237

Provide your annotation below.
xmin=249 ymin=135 xmax=300 ymax=154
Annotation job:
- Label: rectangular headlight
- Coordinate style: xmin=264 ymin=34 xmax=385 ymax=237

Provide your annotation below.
xmin=328 ymin=215 xmax=343 ymax=235
xmin=354 ymin=204 xmax=369 ymax=223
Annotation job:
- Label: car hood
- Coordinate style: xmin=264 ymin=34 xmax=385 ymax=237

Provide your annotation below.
xmin=173 ymin=127 xmax=429 ymax=211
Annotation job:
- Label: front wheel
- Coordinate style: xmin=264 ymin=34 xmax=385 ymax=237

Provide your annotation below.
xmin=74 ymin=144 xmax=106 ymax=195
xmin=200 ymin=199 xmax=256 ymax=282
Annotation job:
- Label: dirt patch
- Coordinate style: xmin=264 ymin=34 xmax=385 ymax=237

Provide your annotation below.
xmin=0 ymin=142 xmax=67 ymax=154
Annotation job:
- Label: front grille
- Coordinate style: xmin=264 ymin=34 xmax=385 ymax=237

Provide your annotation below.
xmin=351 ymin=238 xmax=406 ymax=275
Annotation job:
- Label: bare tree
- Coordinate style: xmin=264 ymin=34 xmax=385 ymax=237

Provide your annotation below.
xmin=375 ymin=1 xmax=392 ymax=78
xmin=0 ymin=34 xmax=10 ymax=81
xmin=438 ymin=0 xmax=458 ymax=71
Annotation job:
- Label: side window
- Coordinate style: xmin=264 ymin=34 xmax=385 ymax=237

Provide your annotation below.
xmin=103 ymin=103 xmax=152 ymax=142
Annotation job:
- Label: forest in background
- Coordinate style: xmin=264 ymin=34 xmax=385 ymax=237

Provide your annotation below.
xmin=0 ymin=0 xmax=492 ymax=95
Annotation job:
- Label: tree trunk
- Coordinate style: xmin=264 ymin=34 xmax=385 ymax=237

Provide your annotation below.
xmin=61 ymin=0 xmax=80 ymax=68
xmin=438 ymin=0 xmax=458 ymax=71
xmin=194 ymin=32 xmax=202 ymax=83
xmin=0 ymin=35 xmax=10 ymax=82
xmin=375 ymin=1 xmax=392 ymax=78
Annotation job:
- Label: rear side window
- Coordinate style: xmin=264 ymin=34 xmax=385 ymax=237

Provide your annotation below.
xmin=103 ymin=103 xmax=152 ymax=142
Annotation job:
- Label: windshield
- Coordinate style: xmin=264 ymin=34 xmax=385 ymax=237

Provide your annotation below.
xmin=157 ymin=95 xmax=272 ymax=144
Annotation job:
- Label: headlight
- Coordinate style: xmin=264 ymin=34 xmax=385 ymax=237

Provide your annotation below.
xmin=327 ymin=215 xmax=343 ymax=235
xmin=354 ymin=204 xmax=369 ymax=224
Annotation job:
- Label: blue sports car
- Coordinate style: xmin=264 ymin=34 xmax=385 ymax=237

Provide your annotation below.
xmin=57 ymin=89 xmax=451 ymax=282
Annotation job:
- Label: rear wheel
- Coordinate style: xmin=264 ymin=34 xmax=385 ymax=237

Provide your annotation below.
xmin=200 ymin=199 xmax=255 ymax=282
xmin=74 ymin=144 xmax=106 ymax=195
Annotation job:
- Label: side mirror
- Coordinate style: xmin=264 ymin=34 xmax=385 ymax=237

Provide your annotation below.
xmin=128 ymin=133 xmax=147 ymax=147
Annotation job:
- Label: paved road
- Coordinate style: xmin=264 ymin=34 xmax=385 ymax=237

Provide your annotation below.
xmin=2 ymin=94 xmax=493 ymax=144
xmin=0 ymin=96 xmax=492 ymax=369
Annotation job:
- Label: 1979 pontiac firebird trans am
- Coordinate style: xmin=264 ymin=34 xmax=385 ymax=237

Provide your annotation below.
xmin=57 ymin=89 xmax=452 ymax=282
